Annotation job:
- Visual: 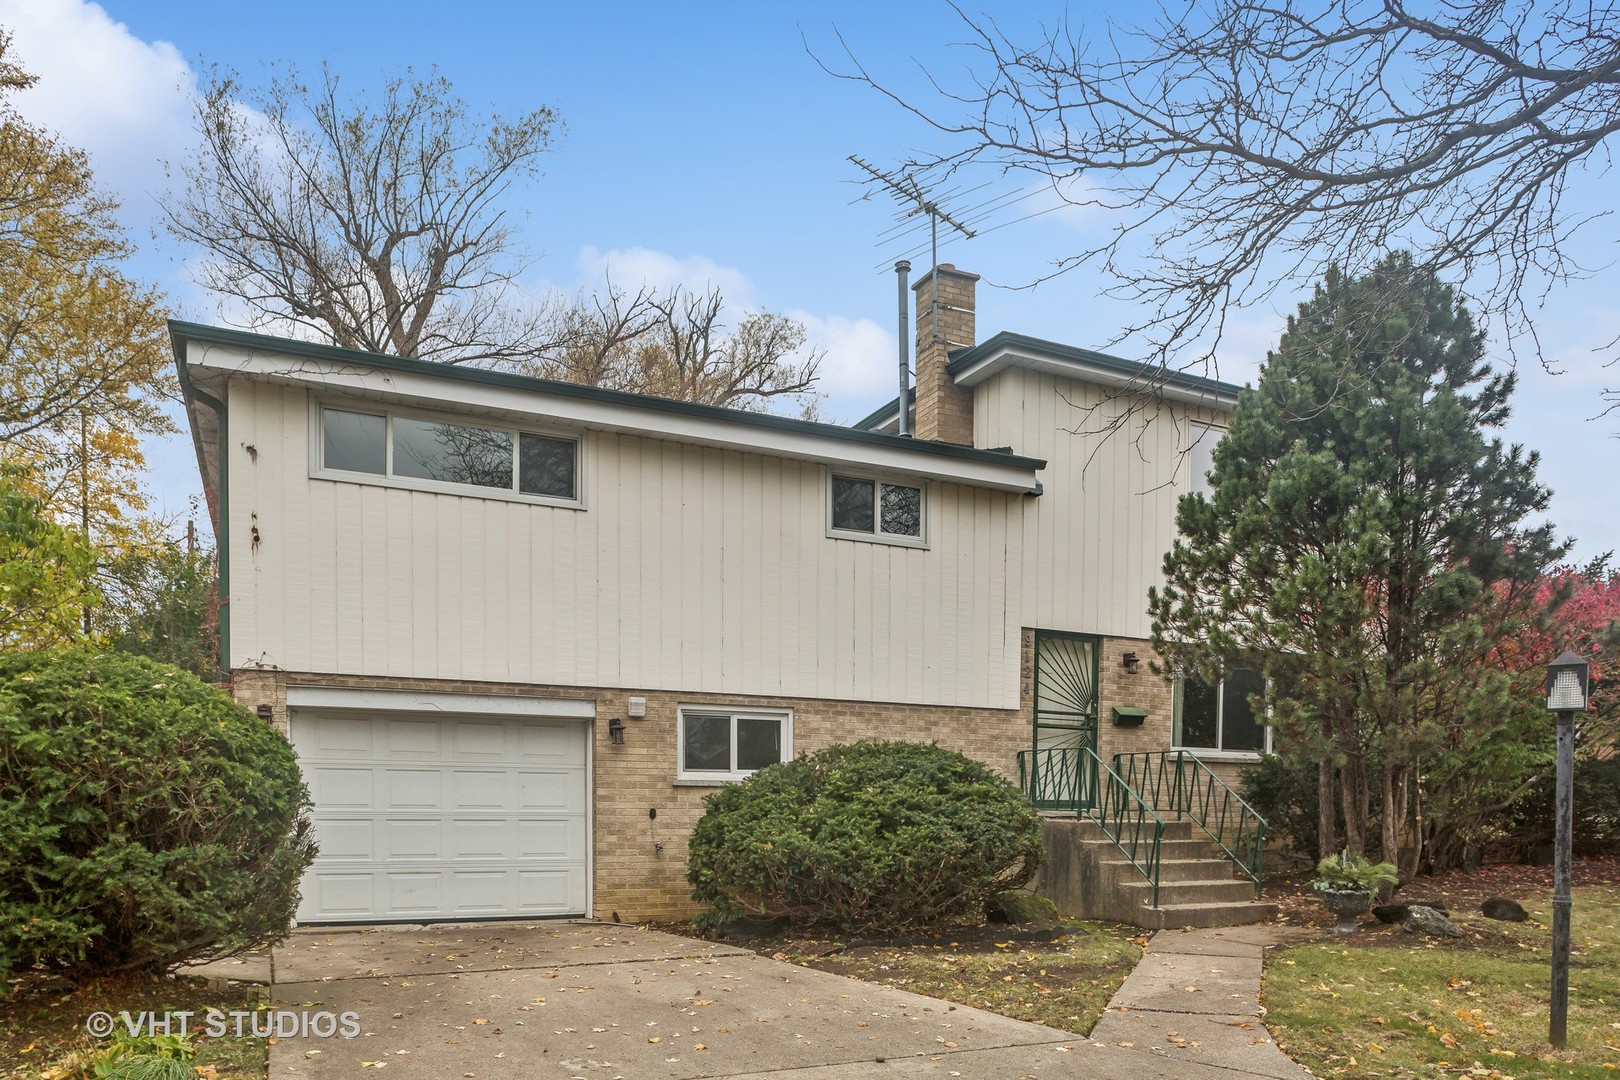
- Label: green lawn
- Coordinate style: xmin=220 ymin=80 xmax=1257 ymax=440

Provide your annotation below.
xmin=785 ymin=922 xmax=1145 ymax=1036
xmin=1264 ymin=886 xmax=1620 ymax=1078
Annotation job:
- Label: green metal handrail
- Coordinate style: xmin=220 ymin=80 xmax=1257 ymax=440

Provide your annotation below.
xmin=1016 ymin=745 xmax=1096 ymax=811
xmin=1112 ymin=750 xmax=1267 ymax=896
xmin=1079 ymin=746 xmax=1166 ymax=907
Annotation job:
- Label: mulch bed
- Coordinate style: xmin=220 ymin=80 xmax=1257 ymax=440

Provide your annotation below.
xmin=1267 ymin=856 xmax=1620 ymax=942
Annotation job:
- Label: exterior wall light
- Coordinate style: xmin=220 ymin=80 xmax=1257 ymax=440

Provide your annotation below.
xmin=608 ymin=717 xmax=626 ymax=745
xmin=1122 ymin=651 xmax=1141 ymax=675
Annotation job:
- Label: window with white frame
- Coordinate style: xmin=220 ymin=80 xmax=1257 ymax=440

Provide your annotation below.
xmin=828 ymin=473 xmax=924 ymax=544
xmin=1189 ymin=422 xmax=1221 ymax=497
xmin=1173 ymin=668 xmax=1268 ymax=754
xmin=677 ymin=707 xmax=792 ymax=781
xmin=318 ymin=405 xmax=579 ymax=503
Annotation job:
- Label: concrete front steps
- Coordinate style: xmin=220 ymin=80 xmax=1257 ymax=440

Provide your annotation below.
xmin=1035 ymin=815 xmax=1279 ymax=930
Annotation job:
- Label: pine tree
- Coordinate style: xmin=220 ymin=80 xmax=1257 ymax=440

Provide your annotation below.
xmin=1149 ymin=253 xmax=1568 ymax=877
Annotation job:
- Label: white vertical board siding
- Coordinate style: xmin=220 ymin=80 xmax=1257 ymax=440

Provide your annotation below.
xmin=227 ymin=380 xmax=1023 ymax=708
xmin=974 ymin=368 xmax=1228 ymax=640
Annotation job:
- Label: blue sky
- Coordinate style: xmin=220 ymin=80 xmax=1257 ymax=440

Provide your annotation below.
xmin=3 ymin=0 xmax=1615 ymax=563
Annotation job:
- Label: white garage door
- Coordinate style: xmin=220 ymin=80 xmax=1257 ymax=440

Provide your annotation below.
xmin=290 ymin=711 xmax=588 ymax=923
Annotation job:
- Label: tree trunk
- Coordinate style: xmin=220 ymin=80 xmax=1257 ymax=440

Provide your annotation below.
xmin=1381 ymin=762 xmax=1410 ymax=885
xmin=1339 ymin=753 xmax=1367 ymax=855
xmin=1317 ymin=754 xmax=1338 ymax=861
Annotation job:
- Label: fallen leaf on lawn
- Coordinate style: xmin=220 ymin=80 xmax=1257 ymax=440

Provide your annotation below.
xmin=473 ymin=1019 xmax=489 ymax=1026
xmin=1441 ymin=1032 xmax=1462 ymax=1049
xmin=648 ymin=1036 xmax=663 ymax=1043
xmin=694 ymin=1043 xmax=708 ymax=1051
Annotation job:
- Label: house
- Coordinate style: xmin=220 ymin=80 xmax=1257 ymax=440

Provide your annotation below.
xmin=174 ymin=264 xmax=1268 ymax=929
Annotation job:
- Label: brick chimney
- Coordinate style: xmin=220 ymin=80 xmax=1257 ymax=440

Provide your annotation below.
xmin=912 ymin=263 xmax=977 ymax=445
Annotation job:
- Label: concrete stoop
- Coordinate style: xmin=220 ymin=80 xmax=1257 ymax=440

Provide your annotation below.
xmin=1035 ymin=816 xmax=1279 ymax=929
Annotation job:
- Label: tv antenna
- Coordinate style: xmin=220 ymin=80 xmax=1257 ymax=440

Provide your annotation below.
xmin=848 ymin=156 xmax=977 ymax=348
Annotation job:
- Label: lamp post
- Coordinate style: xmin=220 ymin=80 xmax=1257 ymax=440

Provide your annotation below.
xmin=1545 ymin=649 xmax=1590 ymax=1050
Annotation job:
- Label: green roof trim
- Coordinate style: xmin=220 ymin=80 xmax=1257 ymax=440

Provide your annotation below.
xmin=950 ymin=331 xmax=1244 ymax=396
xmin=169 ymin=321 xmax=1046 ymax=472
xmin=853 ymin=330 xmax=1243 ymax=431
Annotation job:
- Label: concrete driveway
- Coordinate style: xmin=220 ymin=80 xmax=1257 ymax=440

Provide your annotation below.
xmin=266 ymin=921 xmax=1244 ymax=1079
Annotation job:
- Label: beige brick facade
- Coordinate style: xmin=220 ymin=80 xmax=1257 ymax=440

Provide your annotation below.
xmin=912 ymin=264 xmax=978 ymax=446
xmin=230 ymin=626 xmax=1231 ymax=924
xmin=231 ymin=668 xmax=1026 ymax=922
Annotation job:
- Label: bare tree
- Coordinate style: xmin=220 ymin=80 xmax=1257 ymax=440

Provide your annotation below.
xmin=532 ymin=279 xmax=823 ymax=412
xmin=829 ymin=1 xmax=1620 ymax=415
xmin=166 ymin=65 xmax=824 ymax=412
xmin=166 ymin=64 xmax=562 ymax=365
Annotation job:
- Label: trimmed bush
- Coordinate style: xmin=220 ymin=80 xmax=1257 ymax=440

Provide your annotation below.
xmin=0 ymin=650 xmax=317 ymax=980
xmin=686 ymin=740 xmax=1043 ymax=932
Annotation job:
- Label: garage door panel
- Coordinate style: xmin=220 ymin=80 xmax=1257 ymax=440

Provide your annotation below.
xmin=519 ymin=725 xmax=579 ymax=762
xmin=291 ymin=712 xmax=588 ymax=923
xmin=452 ymin=720 xmax=508 ymax=758
xmin=519 ymin=868 xmax=582 ymax=909
xmin=379 ymin=817 xmax=443 ymax=860
xmin=304 ymin=872 xmax=376 ymax=919
xmin=308 ymin=817 xmax=375 ymax=860
xmin=450 ymin=769 xmax=514 ymax=809
xmin=518 ymin=768 xmax=585 ymax=810
xmin=518 ymin=818 xmax=585 ymax=861
xmin=382 ymin=768 xmax=443 ymax=808
xmin=385 ymin=718 xmax=442 ymax=756
xmin=449 ymin=817 xmax=516 ymax=859
xmin=379 ymin=872 xmax=445 ymax=917
xmin=309 ymin=716 xmax=375 ymax=755
xmin=305 ymin=767 xmax=375 ymax=807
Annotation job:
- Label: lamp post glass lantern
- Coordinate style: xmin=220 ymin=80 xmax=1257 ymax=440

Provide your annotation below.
xmin=1545 ymin=649 xmax=1589 ymax=1051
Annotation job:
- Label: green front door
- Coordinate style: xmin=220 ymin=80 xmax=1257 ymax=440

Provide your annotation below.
xmin=1029 ymin=631 xmax=1100 ymax=810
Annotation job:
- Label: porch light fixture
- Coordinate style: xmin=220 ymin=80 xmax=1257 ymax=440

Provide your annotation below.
xmin=1122 ymin=651 xmax=1141 ymax=675
xmin=1546 ymin=650 xmax=1590 ymax=712
xmin=1544 ymin=648 xmax=1589 ymax=1050
xmin=608 ymin=717 xmax=626 ymax=745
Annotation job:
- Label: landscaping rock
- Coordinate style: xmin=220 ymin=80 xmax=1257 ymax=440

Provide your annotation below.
xmin=1481 ymin=897 xmax=1529 ymax=922
xmin=1372 ymin=899 xmax=1448 ymax=924
xmin=1401 ymin=905 xmax=1463 ymax=938
xmin=986 ymin=890 xmax=1060 ymax=925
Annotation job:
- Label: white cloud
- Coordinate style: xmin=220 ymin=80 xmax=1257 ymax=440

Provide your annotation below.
xmin=575 ymin=246 xmax=755 ymax=308
xmin=0 ymin=0 xmax=195 ymax=219
xmin=790 ymin=311 xmax=898 ymax=419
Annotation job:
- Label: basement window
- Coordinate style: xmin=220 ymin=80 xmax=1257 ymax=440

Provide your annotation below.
xmin=677 ymin=707 xmax=792 ymax=782
xmin=828 ymin=473 xmax=925 ymax=546
xmin=315 ymin=404 xmax=580 ymax=505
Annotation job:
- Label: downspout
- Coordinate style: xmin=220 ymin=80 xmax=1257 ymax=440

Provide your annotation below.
xmin=178 ymin=357 xmax=230 ymax=676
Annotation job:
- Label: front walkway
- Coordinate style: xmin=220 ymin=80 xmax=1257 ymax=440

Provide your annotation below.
xmin=1090 ymin=923 xmax=1315 ymax=1078
xmin=254 ymin=921 xmax=1302 ymax=1078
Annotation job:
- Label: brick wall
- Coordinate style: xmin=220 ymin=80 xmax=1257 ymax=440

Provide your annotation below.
xmin=232 ymin=634 xmax=1257 ymax=924
xmin=230 ymin=669 xmax=1024 ymax=922
xmin=912 ymin=264 xmax=978 ymax=445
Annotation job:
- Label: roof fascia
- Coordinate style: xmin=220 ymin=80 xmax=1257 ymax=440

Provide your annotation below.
xmin=177 ymin=334 xmax=1045 ymax=493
